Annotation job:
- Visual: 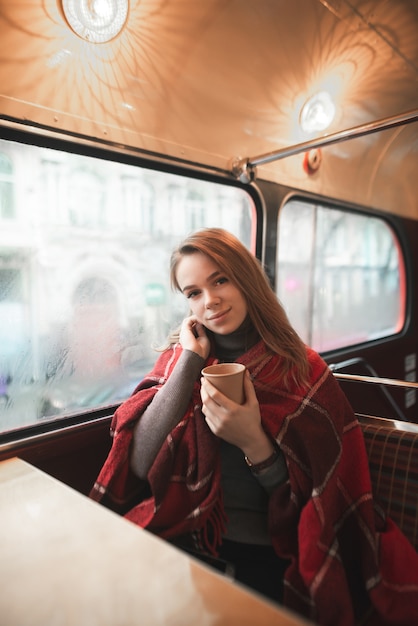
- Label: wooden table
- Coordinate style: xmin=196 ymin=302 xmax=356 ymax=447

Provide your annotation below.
xmin=0 ymin=457 xmax=312 ymax=626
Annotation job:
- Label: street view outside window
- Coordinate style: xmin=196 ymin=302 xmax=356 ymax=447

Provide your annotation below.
xmin=277 ymin=199 xmax=404 ymax=352
xmin=0 ymin=139 xmax=253 ymax=432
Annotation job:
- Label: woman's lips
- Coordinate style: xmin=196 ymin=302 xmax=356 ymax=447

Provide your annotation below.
xmin=207 ymin=308 xmax=230 ymax=323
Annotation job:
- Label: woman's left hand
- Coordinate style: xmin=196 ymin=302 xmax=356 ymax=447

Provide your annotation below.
xmin=200 ymin=370 xmax=275 ymax=461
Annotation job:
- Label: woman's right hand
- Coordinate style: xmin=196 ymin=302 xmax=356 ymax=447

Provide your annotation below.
xmin=179 ymin=315 xmax=210 ymax=359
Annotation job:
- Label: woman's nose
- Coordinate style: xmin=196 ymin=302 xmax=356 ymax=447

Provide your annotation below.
xmin=204 ymin=290 xmax=220 ymax=308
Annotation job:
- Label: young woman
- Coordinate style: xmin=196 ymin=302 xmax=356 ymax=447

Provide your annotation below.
xmin=91 ymin=228 xmax=418 ymax=626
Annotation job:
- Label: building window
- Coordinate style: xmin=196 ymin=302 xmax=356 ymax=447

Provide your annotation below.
xmin=0 ymin=153 xmax=15 ymax=219
xmin=68 ymin=168 xmax=105 ymax=227
xmin=186 ymin=190 xmax=205 ymax=231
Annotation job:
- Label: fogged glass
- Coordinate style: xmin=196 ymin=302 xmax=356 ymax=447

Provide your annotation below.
xmin=277 ymin=200 xmax=404 ymax=352
xmin=0 ymin=139 xmax=253 ymax=431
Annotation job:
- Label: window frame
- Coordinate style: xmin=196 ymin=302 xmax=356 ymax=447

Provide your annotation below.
xmin=0 ymin=124 xmax=264 ymax=440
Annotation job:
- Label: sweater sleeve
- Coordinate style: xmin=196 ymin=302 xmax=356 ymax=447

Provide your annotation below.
xmin=130 ymin=349 xmax=205 ymax=479
xmin=252 ymin=453 xmax=288 ymax=495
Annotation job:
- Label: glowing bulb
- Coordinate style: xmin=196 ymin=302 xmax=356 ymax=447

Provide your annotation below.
xmin=62 ymin=0 xmax=129 ymax=43
xmin=300 ymin=91 xmax=336 ymax=134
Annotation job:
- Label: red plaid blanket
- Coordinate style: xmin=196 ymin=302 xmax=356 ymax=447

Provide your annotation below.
xmin=90 ymin=341 xmax=418 ymax=625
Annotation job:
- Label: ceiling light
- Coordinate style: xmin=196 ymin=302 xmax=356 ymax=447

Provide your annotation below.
xmin=62 ymin=0 xmax=129 ymax=43
xmin=300 ymin=91 xmax=336 ymax=134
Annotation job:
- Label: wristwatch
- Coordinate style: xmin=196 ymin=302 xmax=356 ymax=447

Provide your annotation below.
xmin=244 ymin=448 xmax=278 ymax=474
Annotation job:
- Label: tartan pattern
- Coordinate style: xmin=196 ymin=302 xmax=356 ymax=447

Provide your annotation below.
xmin=91 ymin=345 xmax=418 ymax=624
xmin=360 ymin=417 xmax=418 ymax=551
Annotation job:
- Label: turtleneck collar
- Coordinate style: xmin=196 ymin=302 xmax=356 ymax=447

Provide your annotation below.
xmin=210 ymin=315 xmax=260 ymax=362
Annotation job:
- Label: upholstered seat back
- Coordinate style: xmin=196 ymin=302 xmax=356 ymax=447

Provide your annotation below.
xmin=359 ymin=415 xmax=418 ymax=551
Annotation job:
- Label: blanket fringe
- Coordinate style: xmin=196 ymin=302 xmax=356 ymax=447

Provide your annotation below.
xmin=195 ymin=496 xmax=228 ymax=556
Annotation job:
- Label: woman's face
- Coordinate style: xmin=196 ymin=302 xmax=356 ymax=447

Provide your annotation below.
xmin=176 ymin=252 xmax=248 ymax=335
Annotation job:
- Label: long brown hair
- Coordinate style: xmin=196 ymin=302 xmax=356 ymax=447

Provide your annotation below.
xmin=169 ymin=228 xmax=309 ymax=388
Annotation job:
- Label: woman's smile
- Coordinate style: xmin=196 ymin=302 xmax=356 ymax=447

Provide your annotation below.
xmin=207 ymin=307 xmax=231 ymax=322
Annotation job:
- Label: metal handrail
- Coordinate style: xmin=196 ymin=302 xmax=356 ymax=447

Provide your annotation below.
xmin=332 ymin=372 xmax=418 ymax=390
xmin=231 ymin=108 xmax=418 ymax=182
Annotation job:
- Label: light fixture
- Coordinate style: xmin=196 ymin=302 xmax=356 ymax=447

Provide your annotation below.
xmin=299 ymin=91 xmax=336 ymax=134
xmin=62 ymin=0 xmax=129 ymax=43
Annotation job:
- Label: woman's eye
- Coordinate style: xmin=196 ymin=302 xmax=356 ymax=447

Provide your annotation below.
xmin=216 ymin=277 xmax=228 ymax=285
xmin=186 ymin=290 xmax=199 ymax=299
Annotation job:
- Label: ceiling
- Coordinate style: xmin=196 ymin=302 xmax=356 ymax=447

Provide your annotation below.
xmin=0 ymin=0 xmax=418 ymax=215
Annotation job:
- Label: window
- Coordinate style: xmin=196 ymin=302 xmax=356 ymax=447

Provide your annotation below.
xmin=277 ymin=199 xmax=405 ymax=352
xmin=0 ymin=138 xmax=254 ymax=433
